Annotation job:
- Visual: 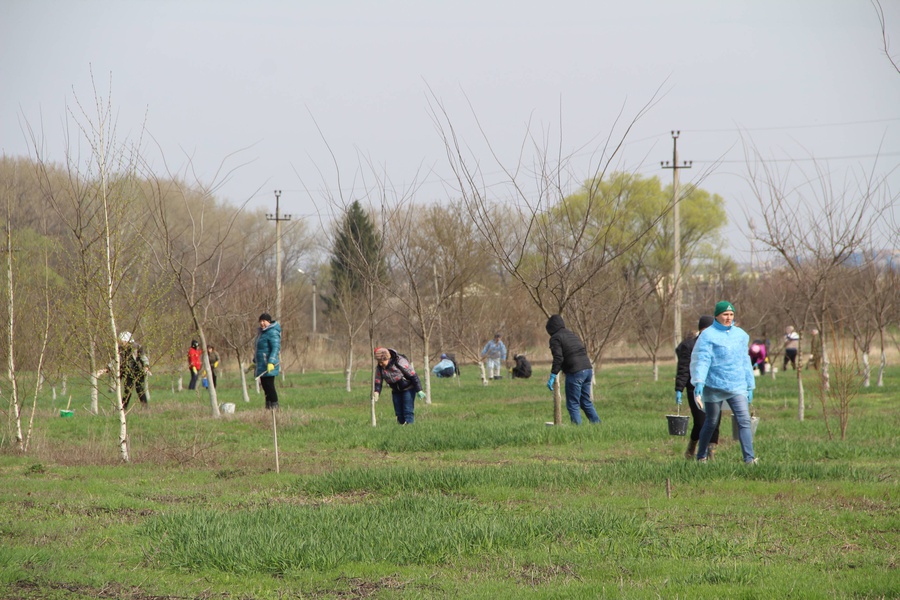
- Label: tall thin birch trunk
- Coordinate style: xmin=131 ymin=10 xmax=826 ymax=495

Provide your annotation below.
xmin=23 ymin=252 xmax=53 ymax=452
xmin=6 ymin=214 xmax=23 ymax=451
xmin=96 ymin=110 xmax=129 ymax=463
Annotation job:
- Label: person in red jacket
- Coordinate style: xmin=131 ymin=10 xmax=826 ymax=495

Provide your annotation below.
xmin=187 ymin=340 xmax=202 ymax=390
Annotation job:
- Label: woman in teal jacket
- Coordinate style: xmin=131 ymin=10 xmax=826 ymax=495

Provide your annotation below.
xmin=254 ymin=313 xmax=281 ymax=410
xmin=690 ymin=301 xmax=757 ymax=464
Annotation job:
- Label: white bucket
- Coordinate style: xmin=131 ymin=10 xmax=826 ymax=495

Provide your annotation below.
xmin=732 ymin=414 xmax=760 ymax=440
xmin=220 ymin=402 xmax=235 ymax=414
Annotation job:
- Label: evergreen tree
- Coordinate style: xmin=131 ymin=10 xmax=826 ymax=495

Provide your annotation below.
xmin=323 ymin=201 xmax=386 ymax=313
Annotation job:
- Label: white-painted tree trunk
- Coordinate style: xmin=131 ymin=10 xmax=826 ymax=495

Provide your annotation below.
xmin=422 ymin=337 xmax=432 ymax=404
xmin=238 ymin=357 xmax=251 ymax=403
xmin=345 ymin=343 xmax=353 ymax=393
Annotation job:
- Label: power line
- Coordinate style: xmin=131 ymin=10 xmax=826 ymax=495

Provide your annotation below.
xmin=684 ymin=116 xmax=900 ymax=134
xmin=691 ymin=151 xmax=900 ymax=164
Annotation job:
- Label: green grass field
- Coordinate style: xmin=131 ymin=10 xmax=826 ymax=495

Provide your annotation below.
xmin=1 ymin=364 xmax=897 ymax=599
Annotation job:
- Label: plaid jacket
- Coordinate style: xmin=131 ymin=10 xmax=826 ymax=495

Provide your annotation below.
xmin=374 ymin=349 xmax=422 ymax=394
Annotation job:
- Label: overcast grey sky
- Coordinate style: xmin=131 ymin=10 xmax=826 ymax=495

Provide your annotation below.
xmin=3 ymin=0 xmax=899 ymax=261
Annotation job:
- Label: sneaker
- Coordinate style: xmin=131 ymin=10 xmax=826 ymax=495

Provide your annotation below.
xmin=745 ymin=458 xmax=759 ymax=465
xmin=697 ymin=457 xmax=708 ymax=463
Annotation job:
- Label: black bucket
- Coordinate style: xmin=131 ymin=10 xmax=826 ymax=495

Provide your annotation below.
xmin=666 ymin=415 xmax=690 ymax=436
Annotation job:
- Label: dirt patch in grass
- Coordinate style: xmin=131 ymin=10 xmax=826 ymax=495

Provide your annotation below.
xmin=326 ymin=575 xmax=409 ymax=598
xmin=7 ymin=579 xmax=190 ymax=600
xmin=511 ymin=563 xmax=581 ymax=587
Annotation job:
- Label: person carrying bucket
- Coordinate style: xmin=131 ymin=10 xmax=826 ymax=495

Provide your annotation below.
xmin=690 ymin=301 xmax=758 ymax=464
xmin=674 ymin=315 xmax=719 ymax=459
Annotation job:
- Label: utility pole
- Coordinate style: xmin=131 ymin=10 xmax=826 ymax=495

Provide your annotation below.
xmin=266 ymin=190 xmax=291 ymax=322
xmin=661 ymin=131 xmax=692 ymax=348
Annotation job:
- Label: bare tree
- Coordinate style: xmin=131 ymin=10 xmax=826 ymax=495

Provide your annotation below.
xmin=745 ymin=142 xmax=893 ymax=422
xmin=430 ymin=90 xmax=672 ymax=423
xmin=874 ymin=0 xmax=900 ymax=75
xmin=385 ymin=202 xmax=481 ymax=402
xmin=144 ymin=157 xmax=265 ymax=418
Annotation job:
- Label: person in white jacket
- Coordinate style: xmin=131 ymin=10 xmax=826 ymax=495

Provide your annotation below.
xmin=690 ymin=301 xmax=757 ymax=464
xmin=481 ymin=333 xmax=507 ymax=380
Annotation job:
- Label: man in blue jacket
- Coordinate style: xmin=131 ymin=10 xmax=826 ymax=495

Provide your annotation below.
xmin=690 ymin=301 xmax=757 ymax=464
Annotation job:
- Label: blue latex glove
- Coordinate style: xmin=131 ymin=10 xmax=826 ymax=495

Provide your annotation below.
xmin=694 ymin=383 xmax=704 ymax=399
xmin=416 ymin=390 xmax=426 ymax=400
xmin=747 ymin=390 xmax=753 ymax=404
xmin=675 ymin=390 xmax=682 ymax=404
xmin=547 ymin=373 xmax=557 ymax=391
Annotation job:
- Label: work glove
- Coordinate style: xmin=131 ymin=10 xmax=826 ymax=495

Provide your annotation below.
xmin=372 ymin=391 xmax=379 ymax=403
xmin=547 ymin=373 xmax=557 ymax=391
xmin=747 ymin=390 xmax=754 ymax=404
xmin=675 ymin=390 xmax=682 ymax=405
xmin=694 ymin=383 xmax=704 ymax=399
xmin=213 ymin=361 xmax=219 ymax=368
xmin=267 ymin=363 xmax=275 ymax=373
xmin=416 ymin=390 xmax=426 ymax=400
xmin=191 ymin=366 xmax=198 ymax=375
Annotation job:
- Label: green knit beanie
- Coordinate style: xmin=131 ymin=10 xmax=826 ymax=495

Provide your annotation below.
xmin=714 ymin=301 xmax=735 ymax=316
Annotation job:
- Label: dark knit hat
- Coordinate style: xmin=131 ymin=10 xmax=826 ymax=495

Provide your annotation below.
xmin=259 ymin=313 xmax=273 ymax=323
xmin=714 ymin=301 xmax=734 ymax=316
xmin=698 ymin=315 xmax=714 ymax=330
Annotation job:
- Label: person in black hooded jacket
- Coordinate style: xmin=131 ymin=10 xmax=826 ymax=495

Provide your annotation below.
xmin=546 ymin=314 xmax=600 ymax=424
xmin=675 ymin=315 xmax=719 ymax=459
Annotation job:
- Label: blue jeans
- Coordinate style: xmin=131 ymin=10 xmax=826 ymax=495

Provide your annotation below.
xmin=392 ymin=388 xmax=415 ymax=424
xmin=565 ymin=369 xmax=600 ymax=425
xmin=697 ymin=395 xmax=754 ymax=462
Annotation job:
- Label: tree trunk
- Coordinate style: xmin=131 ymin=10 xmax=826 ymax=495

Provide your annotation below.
xmin=370 ymin=379 xmax=377 ymax=428
xmin=90 ymin=370 xmax=100 ymax=415
xmin=89 ymin=343 xmax=99 ymax=414
xmin=345 ymin=341 xmax=353 ymax=393
xmin=199 ymin=331 xmax=220 ymax=417
xmin=6 ymin=220 xmax=23 ymax=451
xmin=237 ymin=354 xmax=251 ymax=403
xmin=862 ymin=351 xmax=870 ymax=388
xmin=553 ymin=377 xmax=563 ymax=425
xmin=422 ymin=336 xmax=432 ymax=405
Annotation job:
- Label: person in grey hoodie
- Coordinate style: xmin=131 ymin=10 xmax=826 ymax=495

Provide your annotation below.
xmin=545 ymin=314 xmax=600 ymax=424
xmin=690 ymin=301 xmax=757 ymax=464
